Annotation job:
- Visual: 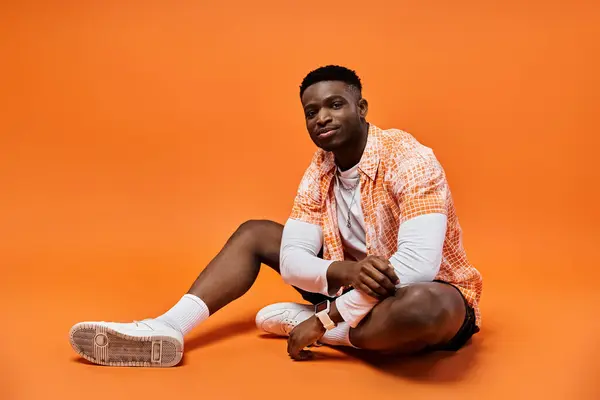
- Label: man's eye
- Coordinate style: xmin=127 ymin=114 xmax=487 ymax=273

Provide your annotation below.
xmin=306 ymin=110 xmax=316 ymax=118
xmin=332 ymin=102 xmax=343 ymax=109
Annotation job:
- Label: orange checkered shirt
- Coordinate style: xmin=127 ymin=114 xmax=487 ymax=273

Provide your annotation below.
xmin=290 ymin=124 xmax=483 ymax=326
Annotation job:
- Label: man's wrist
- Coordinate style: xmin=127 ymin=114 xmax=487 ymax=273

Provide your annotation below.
xmin=328 ymin=298 xmax=345 ymax=324
xmin=310 ymin=315 xmax=327 ymax=333
xmin=314 ymin=298 xmax=346 ymax=329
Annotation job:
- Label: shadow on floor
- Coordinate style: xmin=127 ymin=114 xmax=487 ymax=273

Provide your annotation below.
xmin=72 ymin=357 xmax=95 ymax=366
xmin=337 ymin=336 xmax=482 ymax=383
xmin=259 ymin=326 xmax=486 ymax=382
xmin=184 ymin=318 xmax=257 ymax=352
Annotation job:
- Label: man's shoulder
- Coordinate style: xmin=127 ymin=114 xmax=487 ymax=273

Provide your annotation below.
xmin=374 ymin=126 xmax=435 ymax=163
xmin=373 ymin=127 xmax=446 ymax=189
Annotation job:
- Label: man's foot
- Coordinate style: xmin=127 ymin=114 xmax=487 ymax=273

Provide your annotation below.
xmin=255 ymin=302 xmax=314 ymax=336
xmin=69 ymin=319 xmax=184 ymax=367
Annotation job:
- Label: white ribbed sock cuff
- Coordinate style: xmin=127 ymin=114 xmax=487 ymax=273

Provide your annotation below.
xmin=320 ymin=322 xmax=359 ymax=348
xmin=157 ymin=294 xmax=210 ymax=336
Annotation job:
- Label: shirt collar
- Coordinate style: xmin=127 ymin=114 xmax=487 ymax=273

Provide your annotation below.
xmin=319 ymin=123 xmax=381 ymax=181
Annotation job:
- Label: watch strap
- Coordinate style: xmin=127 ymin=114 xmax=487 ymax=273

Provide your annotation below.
xmin=315 ymin=301 xmax=336 ymax=330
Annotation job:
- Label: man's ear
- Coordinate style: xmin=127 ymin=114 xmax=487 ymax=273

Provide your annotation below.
xmin=358 ymin=98 xmax=369 ymax=119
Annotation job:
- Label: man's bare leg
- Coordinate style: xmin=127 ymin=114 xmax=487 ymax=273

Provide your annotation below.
xmin=185 ymin=219 xmax=283 ymax=313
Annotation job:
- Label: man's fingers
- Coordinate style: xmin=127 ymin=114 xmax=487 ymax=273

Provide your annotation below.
xmin=288 ymin=337 xmax=301 ymax=360
xmin=295 ymin=350 xmax=313 ymax=361
xmin=364 ymin=265 xmax=397 ymax=294
xmin=365 ymin=267 xmax=396 ymax=294
xmin=357 ymin=282 xmax=383 ymax=299
xmin=287 ymin=335 xmax=293 ymax=357
xmin=369 ymin=257 xmax=400 ymax=285
xmin=287 ymin=335 xmax=312 ymax=361
xmin=359 ymin=273 xmax=388 ymax=297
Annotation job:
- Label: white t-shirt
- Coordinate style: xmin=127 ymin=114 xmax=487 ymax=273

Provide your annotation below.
xmin=334 ymin=164 xmax=367 ymax=262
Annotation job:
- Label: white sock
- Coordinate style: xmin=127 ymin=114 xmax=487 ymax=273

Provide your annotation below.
xmin=319 ymin=322 xmax=359 ymax=348
xmin=156 ymin=294 xmax=210 ymax=336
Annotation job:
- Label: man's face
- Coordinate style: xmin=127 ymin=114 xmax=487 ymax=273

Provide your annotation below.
xmin=301 ymin=81 xmax=367 ymax=152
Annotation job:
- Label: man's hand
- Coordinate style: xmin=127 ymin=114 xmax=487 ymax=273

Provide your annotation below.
xmin=287 ymin=316 xmax=326 ymax=361
xmin=346 ymin=256 xmax=399 ymax=299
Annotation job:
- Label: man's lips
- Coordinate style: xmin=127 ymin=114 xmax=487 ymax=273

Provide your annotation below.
xmin=316 ymin=127 xmax=339 ymax=139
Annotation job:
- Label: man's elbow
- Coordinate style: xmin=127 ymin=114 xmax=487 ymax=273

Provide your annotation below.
xmin=415 ymin=256 xmax=442 ymax=282
xmin=279 ymin=249 xmax=304 ymax=285
xmin=279 ymin=254 xmax=292 ymax=284
xmin=419 ymin=265 xmax=440 ymax=282
xmin=394 ymin=261 xmax=441 ymax=287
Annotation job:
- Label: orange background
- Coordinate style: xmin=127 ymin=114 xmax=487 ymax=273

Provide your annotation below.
xmin=1 ymin=1 xmax=599 ymax=399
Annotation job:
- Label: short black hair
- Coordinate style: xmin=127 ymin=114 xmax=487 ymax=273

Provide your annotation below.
xmin=299 ymin=65 xmax=362 ymax=98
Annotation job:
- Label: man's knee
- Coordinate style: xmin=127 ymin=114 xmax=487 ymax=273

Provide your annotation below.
xmin=236 ymin=220 xmax=266 ymax=237
xmin=390 ymin=285 xmax=450 ymax=336
xmin=235 ymin=219 xmax=278 ymax=239
xmin=233 ymin=220 xmax=283 ymax=261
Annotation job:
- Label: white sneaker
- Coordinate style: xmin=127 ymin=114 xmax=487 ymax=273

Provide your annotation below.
xmin=255 ymin=302 xmax=315 ymax=336
xmin=69 ymin=319 xmax=184 ymax=367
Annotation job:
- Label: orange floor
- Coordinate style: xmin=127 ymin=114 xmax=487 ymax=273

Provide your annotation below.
xmin=2 ymin=252 xmax=600 ymax=399
xmin=2 ymin=1 xmax=599 ymax=399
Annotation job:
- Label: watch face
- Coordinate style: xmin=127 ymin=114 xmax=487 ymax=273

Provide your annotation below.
xmin=315 ymin=301 xmax=328 ymax=313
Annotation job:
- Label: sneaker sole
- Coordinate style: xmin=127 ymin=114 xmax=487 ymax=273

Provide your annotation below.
xmin=69 ymin=323 xmax=183 ymax=367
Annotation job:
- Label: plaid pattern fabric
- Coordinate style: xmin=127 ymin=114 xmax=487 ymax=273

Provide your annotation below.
xmin=290 ymin=124 xmax=483 ymax=326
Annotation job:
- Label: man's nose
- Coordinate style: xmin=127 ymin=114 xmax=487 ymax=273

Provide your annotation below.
xmin=316 ymin=109 xmax=332 ymax=126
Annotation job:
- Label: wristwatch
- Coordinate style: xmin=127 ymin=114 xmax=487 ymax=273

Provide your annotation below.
xmin=314 ymin=300 xmax=337 ymax=330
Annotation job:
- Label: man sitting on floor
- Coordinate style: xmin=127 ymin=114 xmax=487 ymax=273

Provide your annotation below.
xmin=69 ymin=65 xmax=483 ymax=366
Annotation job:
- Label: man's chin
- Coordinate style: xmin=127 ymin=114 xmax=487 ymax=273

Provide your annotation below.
xmin=315 ymin=138 xmax=344 ymax=152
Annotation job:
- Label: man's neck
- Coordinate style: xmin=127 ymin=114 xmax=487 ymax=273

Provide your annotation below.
xmin=334 ymin=122 xmax=369 ymax=171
